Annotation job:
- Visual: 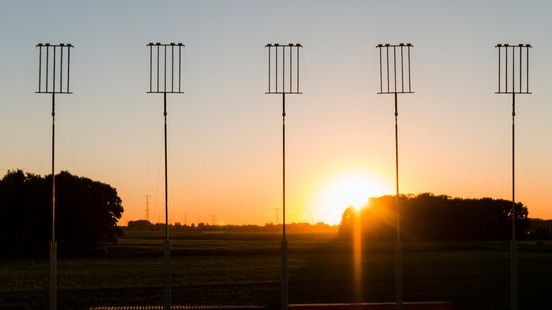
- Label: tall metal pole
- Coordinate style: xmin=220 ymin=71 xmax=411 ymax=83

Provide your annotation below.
xmin=495 ymin=43 xmax=531 ymax=310
xmin=394 ymin=92 xmax=402 ymax=310
xmin=266 ymin=43 xmax=301 ymax=310
xmin=281 ymin=92 xmax=288 ymax=310
xmin=377 ymin=43 xmax=412 ymax=310
xmin=50 ymin=92 xmax=57 ymax=310
xmin=163 ymin=91 xmax=171 ymax=310
xmin=511 ymin=93 xmax=517 ymax=310
xmin=36 ymin=42 xmax=73 ymax=310
xmin=147 ymin=42 xmax=184 ymax=310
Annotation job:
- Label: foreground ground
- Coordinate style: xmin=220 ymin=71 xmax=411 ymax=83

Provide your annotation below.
xmin=1 ymin=231 xmax=552 ymax=309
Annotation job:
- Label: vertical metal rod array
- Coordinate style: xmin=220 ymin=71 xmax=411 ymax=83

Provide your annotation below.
xmin=386 ymin=46 xmax=390 ymax=93
xmin=179 ymin=45 xmax=182 ymax=93
xmin=268 ymin=47 xmax=271 ymax=93
xmin=511 ymin=93 xmax=517 ymax=310
xmin=519 ymin=46 xmax=522 ymax=93
xmin=394 ymin=92 xmax=403 ymax=310
xmin=526 ymin=47 xmax=529 ymax=93
xmin=407 ymin=46 xmax=411 ymax=92
xmin=281 ymin=93 xmax=288 ymax=310
xmin=53 ymin=47 xmax=56 ymax=93
xmin=67 ymin=46 xmax=71 ymax=93
xmin=400 ymin=45 xmax=404 ymax=93
xmin=283 ymin=46 xmax=285 ymax=93
xmin=164 ymin=46 xmax=167 ymax=93
xmin=50 ymin=92 xmax=56 ymax=310
xmin=393 ymin=47 xmax=397 ymax=93
xmin=46 ymin=46 xmax=49 ymax=93
xmin=289 ymin=45 xmax=292 ymax=94
xmin=39 ymin=46 xmax=42 ymax=91
xmin=164 ymin=91 xmax=171 ymax=310
xmin=512 ymin=47 xmax=515 ymax=93
xmin=171 ymin=45 xmax=174 ymax=92
xmin=505 ymin=47 xmax=508 ymax=93
xmin=60 ymin=47 xmax=63 ymax=93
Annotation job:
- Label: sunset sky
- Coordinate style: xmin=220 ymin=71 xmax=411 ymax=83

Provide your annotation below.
xmin=1 ymin=1 xmax=551 ymax=225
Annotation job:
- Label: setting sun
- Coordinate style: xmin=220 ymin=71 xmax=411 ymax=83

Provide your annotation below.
xmin=311 ymin=173 xmax=389 ymax=225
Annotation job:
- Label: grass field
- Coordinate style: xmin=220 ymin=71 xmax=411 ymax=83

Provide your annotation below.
xmin=2 ymin=231 xmax=552 ymax=309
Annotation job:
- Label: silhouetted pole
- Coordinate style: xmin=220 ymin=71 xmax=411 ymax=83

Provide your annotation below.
xmin=36 ymin=42 xmax=74 ymax=310
xmin=495 ymin=43 xmax=532 ymax=310
xmin=147 ymin=42 xmax=185 ymax=310
xmin=265 ymin=43 xmax=303 ymax=310
xmin=377 ymin=43 xmax=413 ymax=310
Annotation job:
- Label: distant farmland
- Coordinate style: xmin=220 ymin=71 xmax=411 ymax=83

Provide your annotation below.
xmin=1 ymin=231 xmax=552 ymax=309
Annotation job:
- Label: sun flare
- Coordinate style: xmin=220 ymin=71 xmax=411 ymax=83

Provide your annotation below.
xmin=312 ymin=173 xmax=389 ymax=225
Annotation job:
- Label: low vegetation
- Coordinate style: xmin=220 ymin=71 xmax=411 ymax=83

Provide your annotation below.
xmin=2 ymin=231 xmax=552 ymax=309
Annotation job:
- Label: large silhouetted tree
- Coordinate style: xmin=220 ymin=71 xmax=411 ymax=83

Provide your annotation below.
xmin=339 ymin=193 xmax=529 ymax=241
xmin=0 ymin=170 xmax=124 ymax=258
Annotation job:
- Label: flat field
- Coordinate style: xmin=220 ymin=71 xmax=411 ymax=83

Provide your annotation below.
xmin=2 ymin=231 xmax=552 ymax=309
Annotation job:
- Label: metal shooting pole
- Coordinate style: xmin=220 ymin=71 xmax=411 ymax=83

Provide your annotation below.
xmin=147 ymin=42 xmax=185 ymax=310
xmin=376 ymin=43 xmax=413 ymax=310
xmin=495 ymin=43 xmax=532 ymax=310
xmin=36 ymin=42 xmax=74 ymax=310
xmin=266 ymin=43 xmax=303 ymax=310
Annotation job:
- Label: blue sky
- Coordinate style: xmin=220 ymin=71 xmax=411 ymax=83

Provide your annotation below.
xmin=1 ymin=1 xmax=551 ymax=224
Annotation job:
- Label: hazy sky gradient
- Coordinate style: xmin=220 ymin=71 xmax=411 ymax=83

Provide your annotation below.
xmin=1 ymin=1 xmax=551 ymax=225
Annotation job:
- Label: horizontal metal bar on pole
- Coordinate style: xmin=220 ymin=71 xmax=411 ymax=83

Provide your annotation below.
xmin=495 ymin=44 xmax=532 ymax=48
xmin=147 ymin=91 xmax=185 ymax=94
xmin=377 ymin=91 xmax=415 ymax=95
xmin=495 ymin=92 xmax=532 ymax=95
xmin=265 ymin=92 xmax=303 ymax=95
xmin=266 ymin=43 xmax=303 ymax=47
xmin=376 ymin=43 xmax=413 ymax=47
xmin=35 ymin=91 xmax=73 ymax=95
xmin=288 ymin=302 xmax=454 ymax=310
xmin=36 ymin=43 xmax=74 ymax=48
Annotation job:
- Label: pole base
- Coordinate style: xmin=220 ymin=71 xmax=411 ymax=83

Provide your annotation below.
xmin=50 ymin=240 xmax=57 ymax=310
xmin=281 ymin=240 xmax=288 ymax=310
xmin=164 ymin=240 xmax=171 ymax=310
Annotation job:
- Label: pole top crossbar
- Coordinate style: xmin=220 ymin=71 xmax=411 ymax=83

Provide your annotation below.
xmin=377 ymin=91 xmax=415 ymax=95
xmin=496 ymin=43 xmax=532 ymax=48
xmin=147 ymin=41 xmax=185 ymax=95
xmin=147 ymin=42 xmax=185 ymax=47
xmin=266 ymin=43 xmax=303 ymax=47
xmin=376 ymin=43 xmax=413 ymax=48
xmin=37 ymin=43 xmax=74 ymax=48
xmin=377 ymin=42 xmax=414 ymax=95
xmin=265 ymin=42 xmax=303 ymax=95
xmin=36 ymin=42 xmax=74 ymax=94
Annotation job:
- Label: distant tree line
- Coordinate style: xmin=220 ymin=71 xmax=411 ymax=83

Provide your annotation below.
xmin=526 ymin=218 xmax=552 ymax=240
xmin=0 ymin=170 xmax=124 ymax=258
xmin=126 ymin=220 xmax=337 ymax=234
xmin=339 ymin=193 xmax=532 ymax=241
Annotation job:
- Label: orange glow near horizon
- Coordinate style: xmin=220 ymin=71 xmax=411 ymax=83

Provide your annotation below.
xmin=353 ymin=207 xmax=362 ymax=301
xmin=310 ymin=172 xmax=390 ymax=225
